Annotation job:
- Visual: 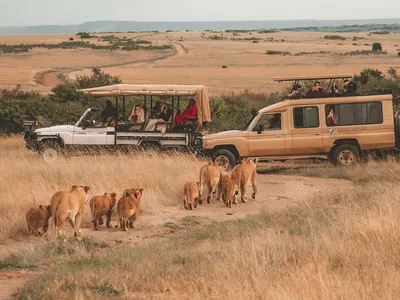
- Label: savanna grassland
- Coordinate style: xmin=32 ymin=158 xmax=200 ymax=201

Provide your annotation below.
xmin=1 ymin=30 xmax=400 ymax=95
xmin=2 ymin=135 xmax=400 ymax=299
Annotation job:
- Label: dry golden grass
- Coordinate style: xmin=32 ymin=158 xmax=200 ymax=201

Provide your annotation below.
xmin=0 ymin=136 xmax=205 ymax=244
xmin=11 ymin=158 xmax=400 ymax=299
xmin=1 ymin=31 xmax=399 ymax=95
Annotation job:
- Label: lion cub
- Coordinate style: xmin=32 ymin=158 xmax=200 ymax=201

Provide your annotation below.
xmin=219 ymin=175 xmax=238 ymax=208
xmin=89 ymin=192 xmax=117 ymax=230
xmin=183 ymin=181 xmax=200 ymax=210
xmin=26 ymin=205 xmax=51 ymax=236
xmin=117 ymin=188 xmax=144 ymax=231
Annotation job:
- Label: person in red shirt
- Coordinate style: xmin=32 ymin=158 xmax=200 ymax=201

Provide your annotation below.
xmin=175 ymin=99 xmax=197 ymax=126
xmin=306 ymin=81 xmax=328 ymax=98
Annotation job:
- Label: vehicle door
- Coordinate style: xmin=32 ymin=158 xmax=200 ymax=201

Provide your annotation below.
xmin=247 ymin=112 xmax=287 ymax=156
xmin=73 ymin=125 xmax=108 ymax=145
xmin=291 ymin=105 xmax=323 ymax=154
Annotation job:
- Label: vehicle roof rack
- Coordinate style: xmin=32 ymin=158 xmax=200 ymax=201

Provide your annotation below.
xmin=274 ymin=74 xmax=353 ymax=82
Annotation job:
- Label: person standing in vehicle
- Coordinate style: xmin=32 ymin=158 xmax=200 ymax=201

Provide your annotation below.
xmin=306 ymin=81 xmax=328 ymax=98
xmin=288 ymin=84 xmax=303 ymax=99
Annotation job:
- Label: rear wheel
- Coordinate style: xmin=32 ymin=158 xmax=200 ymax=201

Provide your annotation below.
xmin=213 ymin=149 xmax=237 ymax=170
xmin=330 ymin=144 xmax=359 ymax=166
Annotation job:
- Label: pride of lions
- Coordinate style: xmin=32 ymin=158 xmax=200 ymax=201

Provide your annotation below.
xmin=25 ymin=158 xmax=257 ymax=238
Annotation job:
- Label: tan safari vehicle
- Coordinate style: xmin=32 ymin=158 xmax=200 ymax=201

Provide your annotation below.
xmin=202 ymin=74 xmax=398 ymax=168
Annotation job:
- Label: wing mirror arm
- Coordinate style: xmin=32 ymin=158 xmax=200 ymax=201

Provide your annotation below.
xmin=256 ymin=124 xmax=263 ymax=134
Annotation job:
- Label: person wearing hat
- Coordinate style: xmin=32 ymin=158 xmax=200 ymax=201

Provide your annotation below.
xmin=288 ymin=84 xmax=304 ymax=99
xmin=99 ymin=99 xmax=117 ymax=126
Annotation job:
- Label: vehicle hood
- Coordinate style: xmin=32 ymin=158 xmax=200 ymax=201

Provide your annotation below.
xmin=35 ymin=125 xmax=75 ymax=133
xmin=204 ymin=130 xmax=245 ymax=140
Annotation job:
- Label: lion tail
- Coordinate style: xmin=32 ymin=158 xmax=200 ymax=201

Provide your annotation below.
xmin=91 ymin=201 xmax=96 ymax=223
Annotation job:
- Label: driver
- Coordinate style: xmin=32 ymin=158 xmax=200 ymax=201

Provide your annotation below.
xmin=99 ymin=100 xmax=117 ymax=126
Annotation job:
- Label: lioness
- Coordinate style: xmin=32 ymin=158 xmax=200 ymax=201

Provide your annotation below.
xmin=26 ymin=205 xmax=51 ymax=236
xmin=89 ymin=192 xmax=117 ymax=230
xmin=50 ymin=185 xmax=90 ymax=238
xmin=199 ymin=162 xmax=221 ymax=204
xmin=230 ymin=158 xmax=257 ymax=203
xmin=117 ymin=188 xmax=143 ymax=231
xmin=183 ymin=181 xmax=200 ymax=210
xmin=219 ymin=175 xmax=238 ymax=208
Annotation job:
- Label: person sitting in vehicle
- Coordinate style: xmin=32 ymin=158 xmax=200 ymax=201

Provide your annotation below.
xmin=342 ymin=79 xmax=357 ymax=96
xmin=306 ymin=81 xmax=328 ymax=98
xmin=175 ymin=99 xmax=197 ymax=127
xmin=159 ymin=103 xmax=172 ymax=122
xmin=129 ymin=104 xmax=145 ymax=129
xmin=288 ymin=84 xmax=304 ymax=99
xmin=145 ymin=101 xmax=168 ymax=133
xmin=326 ymin=106 xmax=337 ymax=126
xmin=99 ymin=100 xmax=117 ymax=126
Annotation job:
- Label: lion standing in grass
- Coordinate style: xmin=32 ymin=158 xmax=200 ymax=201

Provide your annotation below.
xmin=230 ymin=158 xmax=257 ymax=203
xmin=199 ymin=162 xmax=221 ymax=204
xmin=89 ymin=192 xmax=117 ymax=230
xmin=219 ymin=175 xmax=238 ymax=208
xmin=26 ymin=205 xmax=51 ymax=236
xmin=50 ymin=185 xmax=90 ymax=238
xmin=117 ymin=188 xmax=143 ymax=231
xmin=183 ymin=181 xmax=200 ymax=210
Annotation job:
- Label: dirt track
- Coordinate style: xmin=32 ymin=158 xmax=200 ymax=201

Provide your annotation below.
xmin=0 ymin=173 xmax=352 ymax=299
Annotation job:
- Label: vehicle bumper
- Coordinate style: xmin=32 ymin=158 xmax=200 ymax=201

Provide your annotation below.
xmin=24 ymin=131 xmax=40 ymax=151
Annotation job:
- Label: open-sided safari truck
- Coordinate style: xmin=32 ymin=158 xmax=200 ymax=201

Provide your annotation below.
xmin=202 ymin=74 xmax=399 ymax=168
xmin=24 ymin=84 xmax=211 ymax=160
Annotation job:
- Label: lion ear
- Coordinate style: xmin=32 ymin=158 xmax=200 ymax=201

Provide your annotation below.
xmin=253 ymin=158 xmax=257 ymax=164
xmin=139 ymin=188 xmax=144 ymax=193
xmin=72 ymin=185 xmax=77 ymax=189
xmin=112 ymin=192 xmax=117 ymax=198
xmin=84 ymin=186 xmax=90 ymax=193
xmin=124 ymin=191 xmax=129 ymax=197
xmin=39 ymin=205 xmax=43 ymax=209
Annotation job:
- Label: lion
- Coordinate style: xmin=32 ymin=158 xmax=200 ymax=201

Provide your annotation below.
xmin=89 ymin=192 xmax=117 ymax=230
xmin=26 ymin=205 xmax=51 ymax=236
xmin=117 ymin=188 xmax=144 ymax=231
xmin=219 ymin=175 xmax=238 ymax=208
xmin=230 ymin=158 xmax=257 ymax=203
xmin=199 ymin=162 xmax=221 ymax=204
xmin=183 ymin=181 xmax=200 ymax=210
xmin=50 ymin=185 xmax=90 ymax=238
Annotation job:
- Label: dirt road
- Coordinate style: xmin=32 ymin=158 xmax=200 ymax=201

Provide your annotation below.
xmin=0 ymin=174 xmax=352 ymax=299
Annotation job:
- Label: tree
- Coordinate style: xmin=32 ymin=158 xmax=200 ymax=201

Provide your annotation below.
xmin=372 ymin=42 xmax=382 ymax=51
xmin=69 ymin=37 xmax=74 ymax=41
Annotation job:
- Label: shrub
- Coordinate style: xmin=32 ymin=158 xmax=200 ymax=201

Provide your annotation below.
xmin=222 ymin=65 xmax=228 ymax=68
xmin=324 ymin=35 xmax=346 ymax=40
xmin=76 ymin=32 xmax=93 ymax=39
xmin=208 ymin=35 xmax=225 ymax=40
xmin=266 ymin=50 xmax=291 ymax=55
xmin=372 ymin=42 xmax=382 ymax=51
xmin=69 ymin=37 xmax=74 ymax=41
xmin=398 ymin=51 xmax=400 ymax=57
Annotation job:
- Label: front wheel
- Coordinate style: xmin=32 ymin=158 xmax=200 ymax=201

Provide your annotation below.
xmin=40 ymin=140 xmax=62 ymax=162
xmin=329 ymin=144 xmax=359 ymax=166
xmin=213 ymin=149 xmax=237 ymax=170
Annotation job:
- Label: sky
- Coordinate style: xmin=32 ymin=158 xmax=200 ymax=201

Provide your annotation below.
xmin=1 ymin=0 xmax=399 ymax=27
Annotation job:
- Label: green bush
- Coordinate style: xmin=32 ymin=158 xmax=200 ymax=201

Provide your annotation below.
xmin=266 ymin=50 xmax=291 ymax=55
xmin=372 ymin=42 xmax=382 ymax=51
xmin=324 ymin=35 xmax=346 ymax=40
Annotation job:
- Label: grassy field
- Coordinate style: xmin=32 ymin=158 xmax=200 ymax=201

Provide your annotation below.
xmin=1 ymin=31 xmax=400 ymax=95
xmin=8 ymin=157 xmax=400 ymax=299
xmin=0 ymin=136 xmax=204 ymax=244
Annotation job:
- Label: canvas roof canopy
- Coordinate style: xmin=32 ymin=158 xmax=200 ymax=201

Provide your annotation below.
xmin=78 ymin=84 xmax=211 ymax=124
xmin=274 ymin=74 xmax=353 ymax=82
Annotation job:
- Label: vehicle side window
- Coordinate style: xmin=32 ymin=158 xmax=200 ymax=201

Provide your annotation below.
xmin=325 ymin=102 xmax=383 ymax=126
xmin=293 ymin=106 xmax=319 ymax=128
xmin=253 ymin=113 xmax=281 ymax=131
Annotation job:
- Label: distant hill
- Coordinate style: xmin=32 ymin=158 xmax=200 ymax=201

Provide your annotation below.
xmin=0 ymin=19 xmax=400 ymax=35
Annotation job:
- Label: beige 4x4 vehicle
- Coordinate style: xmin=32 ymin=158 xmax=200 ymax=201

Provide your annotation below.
xmin=202 ymin=75 xmax=398 ymax=168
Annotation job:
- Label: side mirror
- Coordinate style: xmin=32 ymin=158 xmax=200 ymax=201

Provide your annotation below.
xmin=256 ymin=124 xmax=263 ymax=134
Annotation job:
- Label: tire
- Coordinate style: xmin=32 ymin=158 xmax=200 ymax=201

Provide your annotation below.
xmin=329 ymin=144 xmax=359 ymax=166
xmin=40 ymin=140 xmax=61 ymax=162
xmin=213 ymin=149 xmax=237 ymax=170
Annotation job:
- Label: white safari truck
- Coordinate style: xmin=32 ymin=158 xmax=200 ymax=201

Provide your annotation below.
xmin=24 ymin=84 xmax=211 ymax=160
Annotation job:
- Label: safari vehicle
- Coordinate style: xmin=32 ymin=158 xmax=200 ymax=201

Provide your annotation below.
xmin=24 ymin=84 xmax=211 ymax=160
xmin=202 ymin=74 xmax=399 ymax=168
